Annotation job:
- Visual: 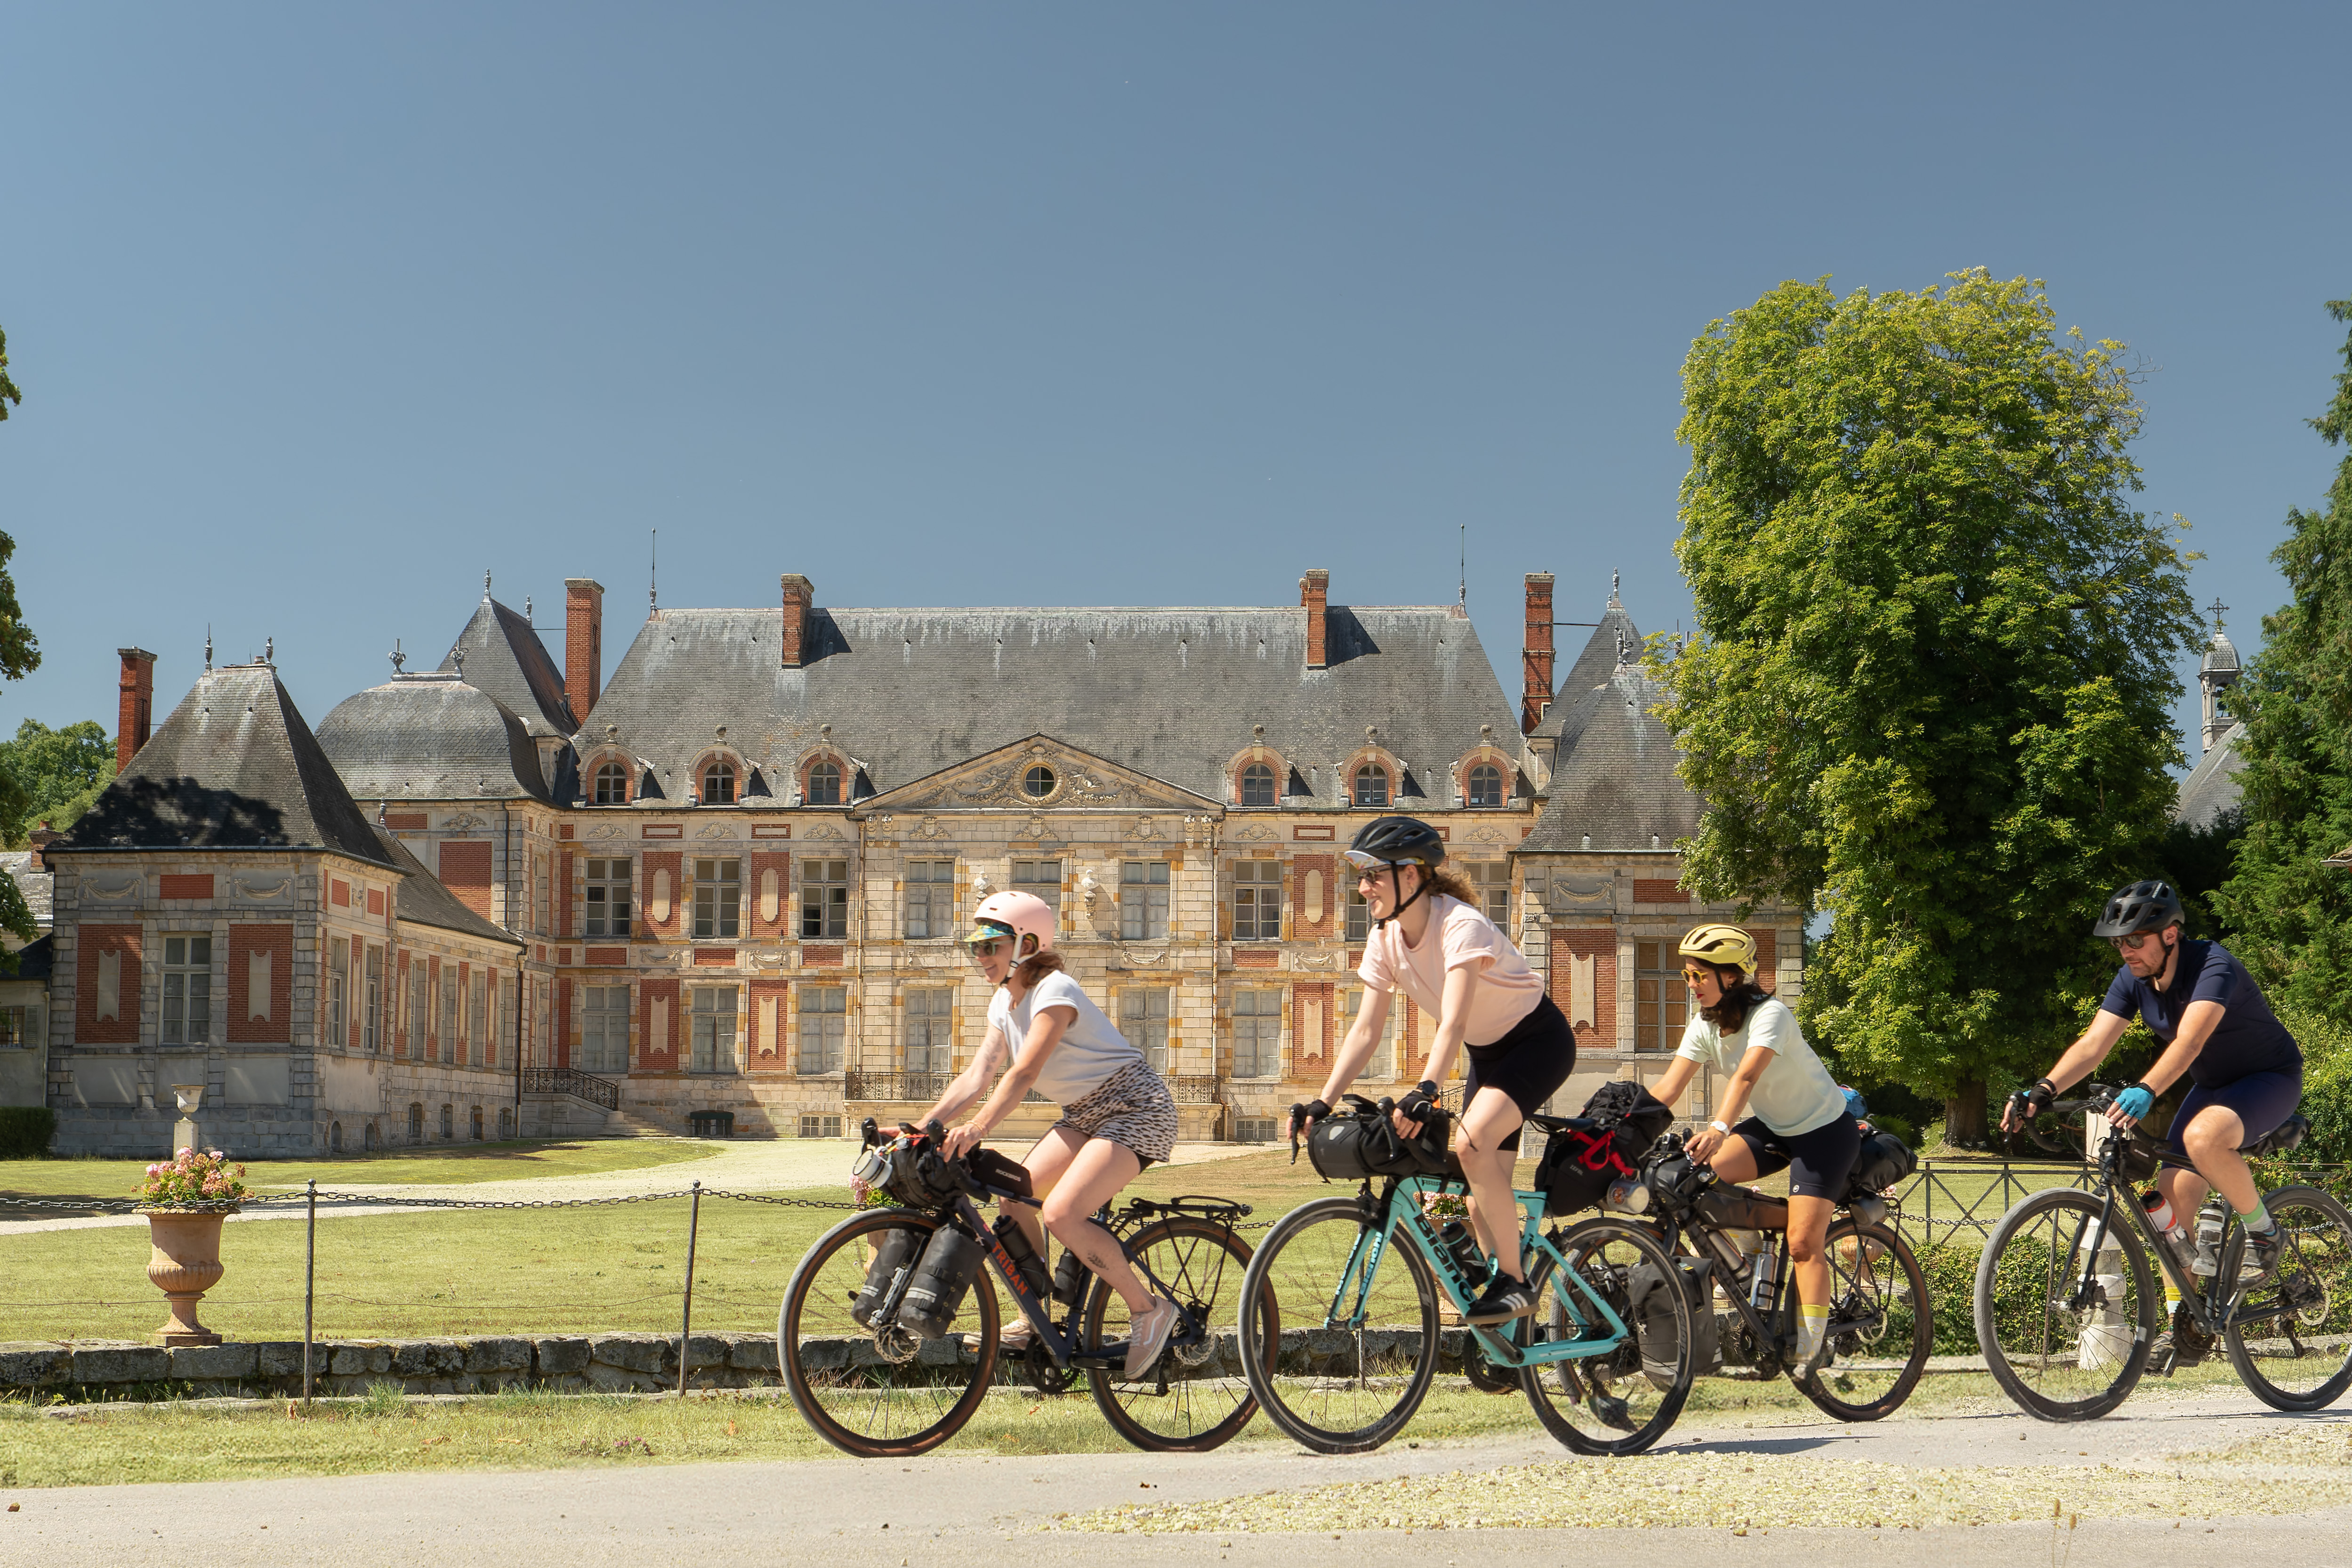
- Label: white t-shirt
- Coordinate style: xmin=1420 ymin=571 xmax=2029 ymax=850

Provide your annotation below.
xmin=1673 ymin=994 xmax=1846 ymax=1137
xmin=1357 ymin=894 xmax=1545 ymax=1048
xmin=986 ymin=970 xmax=1148 ymax=1107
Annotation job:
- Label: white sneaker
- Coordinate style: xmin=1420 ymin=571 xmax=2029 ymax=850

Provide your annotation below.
xmin=1123 ymin=1297 xmax=1182 ymax=1380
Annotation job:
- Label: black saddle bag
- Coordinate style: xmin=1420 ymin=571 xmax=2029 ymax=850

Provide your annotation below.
xmin=1845 ymin=1126 xmax=1919 ymax=1199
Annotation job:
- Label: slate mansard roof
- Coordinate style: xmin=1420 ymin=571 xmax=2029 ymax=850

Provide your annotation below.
xmin=441 ymin=595 xmax=578 ymax=739
xmin=316 ymin=674 xmax=551 ymax=802
xmin=58 ymin=664 xmax=397 ymax=867
xmin=1522 ymin=596 xmax=1703 ymax=855
xmin=580 ymin=603 xmax=1521 ymax=806
xmin=2175 ymin=724 xmax=2248 ymax=831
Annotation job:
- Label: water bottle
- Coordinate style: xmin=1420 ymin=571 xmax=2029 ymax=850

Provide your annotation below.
xmin=1050 ymin=1246 xmax=1092 ymax=1307
xmin=1438 ymin=1219 xmax=1488 ymax=1285
xmin=991 ymin=1214 xmax=1051 ymax=1301
xmin=1748 ymin=1246 xmax=1781 ymax=1311
xmin=2143 ymin=1190 xmax=2194 ymax=1277
xmin=2192 ymin=1196 xmax=2228 ymax=1278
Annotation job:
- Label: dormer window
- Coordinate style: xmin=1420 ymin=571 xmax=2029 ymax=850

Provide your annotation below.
xmin=594 ymin=760 xmax=630 ymax=805
xmin=702 ymin=760 xmax=737 ymax=805
xmin=805 ymin=759 xmax=842 ymax=806
xmin=1353 ymin=764 xmax=1390 ymax=809
xmin=1240 ymin=762 xmax=1276 ymax=807
xmin=1467 ymin=762 xmax=1503 ymax=808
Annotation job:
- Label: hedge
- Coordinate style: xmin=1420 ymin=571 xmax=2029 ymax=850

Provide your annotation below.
xmin=0 ymin=1105 xmax=56 ymax=1159
xmin=2281 ymin=1007 xmax=2352 ymax=1165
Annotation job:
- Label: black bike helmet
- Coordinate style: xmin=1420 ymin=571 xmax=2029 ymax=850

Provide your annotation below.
xmin=2091 ymin=879 xmax=2184 ymax=939
xmin=1345 ymin=816 xmax=1447 ymax=928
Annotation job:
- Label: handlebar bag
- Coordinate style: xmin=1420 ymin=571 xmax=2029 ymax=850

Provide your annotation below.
xmin=1579 ymin=1079 xmax=1676 ymax=1146
xmin=1307 ymin=1106 xmax=1450 ymax=1182
xmin=1844 ymin=1128 xmax=1918 ymax=1198
xmin=885 ymin=1142 xmax=966 ymax=1209
xmin=1535 ymin=1121 xmax=1636 ymax=1217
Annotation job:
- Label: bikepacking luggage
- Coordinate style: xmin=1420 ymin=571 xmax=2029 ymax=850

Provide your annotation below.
xmin=1844 ymin=1126 xmax=1918 ymax=1199
xmin=1306 ymin=1097 xmax=1451 ymax=1181
xmin=1535 ymin=1080 xmax=1676 ymax=1218
xmin=1695 ymin=1181 xmax=1788 ymax=1231
xmin=895 ymin=1224 xmax=987 ymax=1338
xmin=1627 ymin=1255 xmax=1721 ymax=1390
xmin=850 ymin=1224 xmax=924 ymax=1331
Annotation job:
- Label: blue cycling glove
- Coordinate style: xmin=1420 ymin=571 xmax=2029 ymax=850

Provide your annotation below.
xmin=2114 ymin=1083 xmax=2154 ymax=1121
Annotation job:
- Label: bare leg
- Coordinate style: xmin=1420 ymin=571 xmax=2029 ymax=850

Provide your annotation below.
xmin=2177 ymin=1104 xmax=2258 ymax=1214
xmin=1008 ymin=1126 xmax=1086 ymax=1262
xmin=1454 ymin=1087 xmax=1527 ymax=1280
xmin=1038 ymin=1137 xmax=1154 ymax=1312
xmin=1785 ymin=1194 xmax=1836 ymax=1310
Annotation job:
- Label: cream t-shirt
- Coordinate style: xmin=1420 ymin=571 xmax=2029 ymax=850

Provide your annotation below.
xmin=986 ymin=971 xmax=1148 ymax=1107
xmin=1357 ymin=893 xmax=1544 ymax=1048
xmin=1673 ymin=995 xmax=1846 ymax=1137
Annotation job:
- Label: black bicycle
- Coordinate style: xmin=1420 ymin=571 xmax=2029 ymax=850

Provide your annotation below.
xmin=1978 ymin=1084 xmax=2352 ymax=1421
xmin=778 ymin=1119 xmax=1276 ymax=1457
xmin=1618 ymin=1129 xmax=1933 ymax=1422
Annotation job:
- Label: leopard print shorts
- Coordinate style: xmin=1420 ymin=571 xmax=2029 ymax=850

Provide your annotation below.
xmin=1052 ymin=1060 xmax=1179 ymax=1166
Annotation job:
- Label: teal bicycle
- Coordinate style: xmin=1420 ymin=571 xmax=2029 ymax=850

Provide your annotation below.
xmin=1236 ymin=1097 xmax=1695 ymax=1455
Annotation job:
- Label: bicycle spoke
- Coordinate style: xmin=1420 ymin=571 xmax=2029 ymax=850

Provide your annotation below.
xmin=1796 ymin=1220 xmax=1930 ymax=1422
xmin=1975 ymin=1187 xmax=2152 ymax=1421
xmin=1085 ymin=1216 xmax=1270 ymax=1452
xmin=2224 ymin=1185 xmax=2352 ymax=1411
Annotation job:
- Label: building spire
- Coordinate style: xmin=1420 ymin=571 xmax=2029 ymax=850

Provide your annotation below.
xmin=650 ymin=528 xmax=659 ymax=615
xmin=2208 ymin=594 xmax=2229 ymax=634
xmin=483 ymin=568 xmax=493 ymax=602
xmin=203 ymin=626 xmax=213 ymax=672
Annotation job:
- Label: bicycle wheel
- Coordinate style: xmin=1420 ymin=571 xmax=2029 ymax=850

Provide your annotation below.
xmin=2223 ymin=1184 xmax=2352 ymax=1412
xmin=1520 ymin=1215 xmax=1693 ymax=1456
xmin=779 ymin=1207 xmax=999 ymax=1457
xmin=1081 ymin=1215 xmax=1275 ymax=1452
xmin=1236 ymin=1193 xmax=1441 ymax=1454
xmin=1974 ymin=1187 xmax=2156 ymax=1422
xmin=1799 ymin=1216 xmax=1932 ymax=1422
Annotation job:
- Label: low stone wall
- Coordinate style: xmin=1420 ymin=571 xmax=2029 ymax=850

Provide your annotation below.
xmin=0 ymin=1326 xmax=1487 ymax=1402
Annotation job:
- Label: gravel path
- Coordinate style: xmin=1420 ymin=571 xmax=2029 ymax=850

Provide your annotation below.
xmin=4 ymin=1388 xmax=2347 ymax=1568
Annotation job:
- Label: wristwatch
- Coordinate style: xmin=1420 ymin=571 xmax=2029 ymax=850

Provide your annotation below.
xmin=1708 ymin=1119 xmax=1731 ymax=1134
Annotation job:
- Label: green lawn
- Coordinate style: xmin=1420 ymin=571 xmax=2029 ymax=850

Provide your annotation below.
xmin=0 ymin=1138 xmax=720 ymax=1206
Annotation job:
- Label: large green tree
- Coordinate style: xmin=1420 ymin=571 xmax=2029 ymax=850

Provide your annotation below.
xmin=0 ymin=720 xmax=114 ymax=845
xmin=0 ymin=327 xmax=35 ymax=958
xmin=2213 ymin=300 xmax=2352 ymax=1021
xmin=1658 ymin=270 xmax=2200 ymax=1144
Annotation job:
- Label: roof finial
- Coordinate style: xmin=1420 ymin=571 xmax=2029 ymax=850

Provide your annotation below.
xmin=388 ymin=637 xmax=405 ymax=675
xmin=204 ymin=626 xmax=213 ymax=672
xmin=483 ymin=568 xmax=493 ymax=602
xmin=1609 ymin=569 xmax=1621 ymax=606
xmin=2208 ymin=595 xmax=2229 ymax=634
xmin=650 ymin=527 xmax=659 ymax=615
xmin=263 ymin=635 xmax=274 ymax=666
xmin=524 ymin=595 xmax=532 ymax=621
xmin=452 ymin=645 xmax=466 ymax=676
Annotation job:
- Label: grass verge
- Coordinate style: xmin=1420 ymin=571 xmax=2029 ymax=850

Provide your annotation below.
xmin=0 ymin=1138 xmax=720 ymax=1204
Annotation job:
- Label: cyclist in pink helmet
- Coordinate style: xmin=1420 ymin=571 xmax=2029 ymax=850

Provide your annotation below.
xmin=908 ymin=889 xmax=1182 ymax=1378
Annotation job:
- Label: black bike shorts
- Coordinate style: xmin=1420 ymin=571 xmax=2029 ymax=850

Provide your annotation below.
xmin=1732 ymin=1110 xmax=1861 ymax=1200
xmin=2162 ymin=1069 xmax=2302 ymax=1165
xmin=1463 ymin=994 xmax=1577 ymax=1154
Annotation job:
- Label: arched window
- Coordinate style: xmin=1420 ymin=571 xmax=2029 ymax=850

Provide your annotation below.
xmin=1240 ymin=762 xmax=1276 ymax=807
xmin=1353 ymin=764 xmax=1390 ymax=809
xmin=594 ymin=760 xmax=629 ymax=805
xmin=1467 ymin=762 xmax=1504 ymax=808
xmin=702 ymin=759 xmax=737 ymax=804
xmin=805 ymin=759 xmax=842 ymax=806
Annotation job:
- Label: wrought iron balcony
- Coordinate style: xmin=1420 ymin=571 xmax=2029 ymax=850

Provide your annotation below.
xmin=519 ymin=1067 xmax=621 ymax=1111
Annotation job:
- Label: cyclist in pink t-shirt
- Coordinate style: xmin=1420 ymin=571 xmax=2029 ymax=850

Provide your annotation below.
xmin=1291 ymin=816 xmax=1575 ymax=1325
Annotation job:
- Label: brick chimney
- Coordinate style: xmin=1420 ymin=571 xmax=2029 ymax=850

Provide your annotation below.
xmin=1301 ymin=570 xmax=1329 ymax=670
xmin=1521 ymin=572 xmax=1555 ymax=734
xmin=116 ymin=648 xmax=156 ymax=772
xmin=780 ymin=574 xmax=814 ymax=669
xmin=26 ymin=822 xmax=55 ymax=872
xmin=564 ymin=577 xmax=604 ymax=722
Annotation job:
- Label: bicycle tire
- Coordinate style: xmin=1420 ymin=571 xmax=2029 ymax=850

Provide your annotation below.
xmin=1974 ymin=1186 xmax=2155 ymax=1423
xmin=1236 ymin=1193 xmax=1441 ymax=1455
xmin=1797 ymin=1216 xmax=1932 ymax=1422
xmin=2223 ymin=1183 xmax=2352 ymax=1413
xmin=1520 ymin=1214 xmax=1693 ymax=1456
xmin=779 ymin=1207 xmax=1000 ymax=1457
xmin=1080 ymin=1214 xmax=1274 ymax=1452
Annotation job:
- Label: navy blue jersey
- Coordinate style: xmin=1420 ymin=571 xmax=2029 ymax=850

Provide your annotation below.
xmin=2099 ymin=939 xmax=2301 ymax=1086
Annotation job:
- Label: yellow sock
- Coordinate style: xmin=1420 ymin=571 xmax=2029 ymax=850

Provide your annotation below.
xmin=1796 ymin=1303 xmax=1830 ymax=1361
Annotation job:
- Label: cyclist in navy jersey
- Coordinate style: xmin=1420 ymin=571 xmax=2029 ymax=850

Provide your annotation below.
xmin=2002 ymin=881 xmax=2303 ymax=1299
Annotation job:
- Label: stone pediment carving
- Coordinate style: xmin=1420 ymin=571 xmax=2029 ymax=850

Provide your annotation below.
xmin=861 ymin=735 xmax=1218 ymax=817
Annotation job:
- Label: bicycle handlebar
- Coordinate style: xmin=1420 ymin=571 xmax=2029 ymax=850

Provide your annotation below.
xmin=2003 ymin=1083 xmax=2118 ymax=1158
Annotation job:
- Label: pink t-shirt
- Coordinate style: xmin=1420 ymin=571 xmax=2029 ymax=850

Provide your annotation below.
xmin=1357 ymin=894 xmax=1544 ymax=1047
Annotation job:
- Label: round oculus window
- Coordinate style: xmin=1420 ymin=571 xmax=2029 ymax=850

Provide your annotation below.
xmin=1023 ymin=765 xmax=1057 ymax=798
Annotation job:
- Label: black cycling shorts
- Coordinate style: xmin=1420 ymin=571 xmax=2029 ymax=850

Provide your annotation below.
xmin=2162 ymin=1068 xmax=2303 ymax=1166
xmin=1464 ymin=994 xmax=1577 ymax=1154
xmin=1732 ymin=1111 xmax=1861 ymax=1200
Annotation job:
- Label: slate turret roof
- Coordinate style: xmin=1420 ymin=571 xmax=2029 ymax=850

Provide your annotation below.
xmin=316 ymin=675 xmax=550 ymax=802
xmin=2175 ymin=723 xmax=2248 ymax=831
xmin=2200 ymin=627 xmax=2242 ymax=678
xmin=1522 ymin=594 xmax=1702 ymax=854
xmin=56 ymin=664 xmax=396 ymax=867
xmin=580 ymin=603 xmax=1518 ymax=808
xmin=441 ymin=594 xmax=577 ymax=739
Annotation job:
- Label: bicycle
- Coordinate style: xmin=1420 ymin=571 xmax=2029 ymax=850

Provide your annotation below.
xmin=778 ymin=1119 xmax=1276 ymax=1457
xmin=1621 ymin=1130 xmax=1933 ymax=1422
xmin=1235 ymin=1097 xmax=1696 ymax=1456
xmin=1977 ymin=1083 xmax=2352 ymax=1421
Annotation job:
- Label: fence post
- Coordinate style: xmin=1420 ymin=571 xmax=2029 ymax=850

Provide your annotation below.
xmin=303 ymin=1178 xmax=317 ymax=1408
xmin=677 ymin=1181 xmax=702 ymax=1397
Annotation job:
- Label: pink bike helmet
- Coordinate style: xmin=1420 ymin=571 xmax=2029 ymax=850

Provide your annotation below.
xmin=964 ymin=890 xmax=1056 ymax=961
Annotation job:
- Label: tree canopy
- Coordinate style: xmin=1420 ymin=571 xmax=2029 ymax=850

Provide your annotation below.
xmin=0 ymin=720 xmax=115 ymax=846
xmin=1657 ymin=270 xmax=2200 ymax=1142
xmin=0 ymin=328 xmax=33 ymax=955
xmin=2214 ymin=299 xmax=2352 ymax=1022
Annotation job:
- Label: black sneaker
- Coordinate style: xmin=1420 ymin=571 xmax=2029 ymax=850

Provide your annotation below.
xmin=1464 ymin=1275 xmax=1540 ymax=1325
xmin=2152 ymin=1305 xmax=2212 ymax=1374
xmin=2241 ymin=1223 xmax=2284 ymax=1286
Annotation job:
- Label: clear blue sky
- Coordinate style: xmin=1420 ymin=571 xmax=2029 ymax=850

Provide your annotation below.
xmin=2 ymin=4 xmax=2346 ymax=768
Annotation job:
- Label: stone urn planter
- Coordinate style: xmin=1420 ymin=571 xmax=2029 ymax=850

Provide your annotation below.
xmin=143 ymin=1206 xmax=236 ymax=1347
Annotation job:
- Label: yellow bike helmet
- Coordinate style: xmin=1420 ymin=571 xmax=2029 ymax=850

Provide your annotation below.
xmin=1677 ymin=923 xmax=1758 ymax=976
